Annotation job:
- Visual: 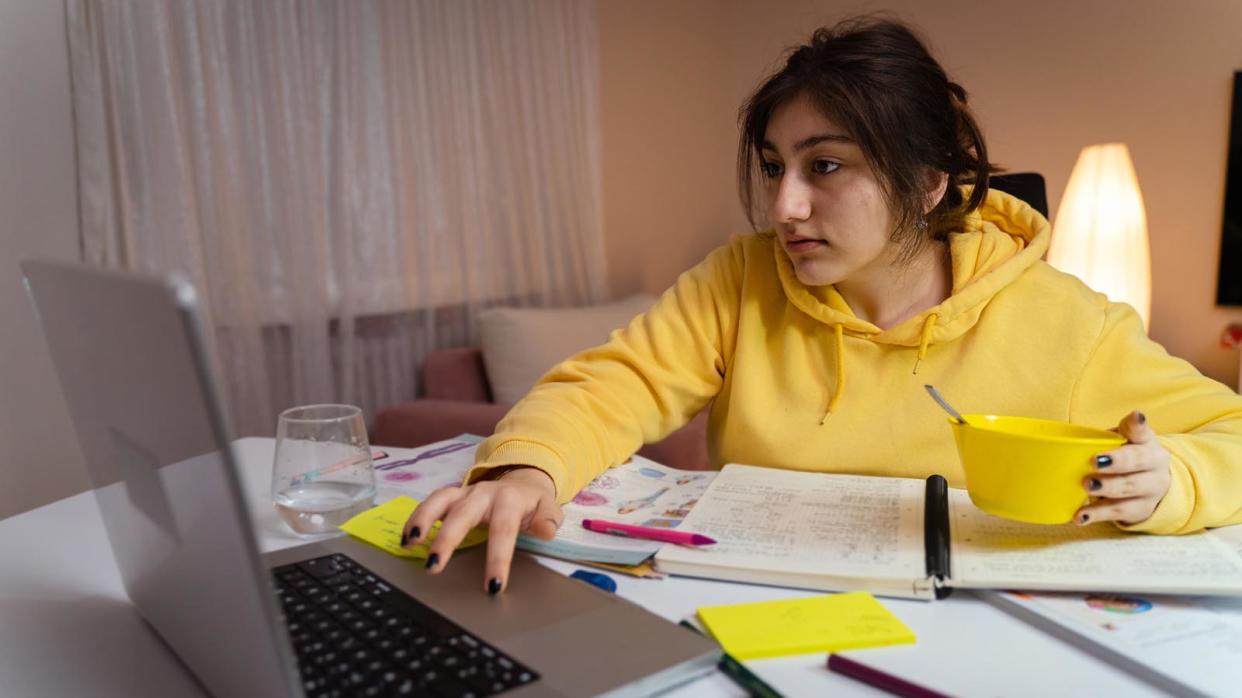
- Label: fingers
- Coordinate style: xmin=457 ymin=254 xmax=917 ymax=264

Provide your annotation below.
xmin=1117 ymin=410 xmax=1152 ymax=444
xmin=524 ymin=496 xmax=565 ymax=541
xmin=1091 ymin=412 xmax=1159 ymax=475
xmin=402 ymin=485 xmax=464 ymax=548
xmin=1074 ymin=496 xmax=1156 ymax=526
xmin=483 ymin=489 xmax=527 ymax=594
xmin=400 ymin=475 xmax=562 ymax=594
xmin=423 ymin=486 xmax=493 ymax=573
xmin=1079 ymin=411 xmax=1171 ymax=526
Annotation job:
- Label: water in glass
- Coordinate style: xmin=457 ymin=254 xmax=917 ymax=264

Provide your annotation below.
xmin=272 ymin=404 xmax=376 ymax=535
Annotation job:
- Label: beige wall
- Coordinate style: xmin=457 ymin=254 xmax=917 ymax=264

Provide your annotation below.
xmin=598 ymin=0 xmax=749 ymax=296
xmin=599 ymin=0 xmax=1242 ymax=388
xmin=0 ymin=0 xmax=87 ymax=518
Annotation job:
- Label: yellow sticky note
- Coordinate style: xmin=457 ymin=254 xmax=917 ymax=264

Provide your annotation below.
xmin=696 ymin=592 xmax=915 ymax=660
xmin=339 ymin=495 xmax=488 ymax=559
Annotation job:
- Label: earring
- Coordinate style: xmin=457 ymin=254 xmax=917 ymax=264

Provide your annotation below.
xmin=914 ymin=218 xmax=929 ymax=232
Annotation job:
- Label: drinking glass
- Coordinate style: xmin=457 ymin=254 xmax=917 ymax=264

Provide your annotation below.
xmin=272 ymin=404 xmax=376 ymax=535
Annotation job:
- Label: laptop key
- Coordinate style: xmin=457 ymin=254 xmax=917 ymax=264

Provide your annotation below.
xmin=275 ymin=555 xmax=539 ymax=697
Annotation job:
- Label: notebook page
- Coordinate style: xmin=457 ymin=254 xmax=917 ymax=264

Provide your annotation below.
xmin=656 ymin=464 xmax=926 ymax=581
xmin=949 ymin=489 xmax=1242 ymax=594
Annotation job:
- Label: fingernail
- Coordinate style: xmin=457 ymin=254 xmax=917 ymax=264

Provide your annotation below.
xmin=1079 ymin=513 xmax=1090 ymax=525
xmin=410 ymin=526 xmax=420 ymax=542
xmin=425 ymin=553 xmax=439 ymax=570
xmin=1095 ymin=455 xmax=1112 ymax=468
xmin=1137 ymin=412 xmax=1147 ymax=425
xmin=1088 ymin=478 xmax=1102 ymax=492
xmin=488 ymin=577 xmax=502 ymax=595
xmin=400 ymin=529 xmax=409 ymax=547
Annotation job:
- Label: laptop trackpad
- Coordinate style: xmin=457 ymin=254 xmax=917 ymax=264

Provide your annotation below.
xmin=336 ymin=541 xmax=616 ymax=642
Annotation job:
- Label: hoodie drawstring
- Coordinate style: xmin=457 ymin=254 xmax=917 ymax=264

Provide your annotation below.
xmin=913 ymin=313 xmax=938 ymax=375
xmin=820 ymin=312 xmax=937 ymax=424
xmin=820 ymin=323 xmax=846 ymax=425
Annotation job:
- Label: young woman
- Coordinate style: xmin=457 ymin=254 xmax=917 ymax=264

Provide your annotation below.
xmin=403 ymin=18 xmax=1242 ymax=594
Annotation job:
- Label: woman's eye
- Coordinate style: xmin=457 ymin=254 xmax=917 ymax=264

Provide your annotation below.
xmin=811 ymin=159 xmax=840 ymax=175
xmin=760 ymin=161 xmax=783 ymax=178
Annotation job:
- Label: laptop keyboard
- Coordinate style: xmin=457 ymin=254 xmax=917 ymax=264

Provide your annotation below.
xmin=273 ymin=553 xmax=539 ymax=697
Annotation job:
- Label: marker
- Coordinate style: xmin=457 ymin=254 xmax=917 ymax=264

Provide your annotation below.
xmin=678 ymin=619 xmax=784 ymax=698
xmin=827 ymin=654 xmax=950 ymax=698
xmin=581 ymin=519 xmax=716 ymax=546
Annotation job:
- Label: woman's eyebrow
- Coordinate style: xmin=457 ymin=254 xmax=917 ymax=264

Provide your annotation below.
xmin=761 ymin=133 xmax=855 ymax=154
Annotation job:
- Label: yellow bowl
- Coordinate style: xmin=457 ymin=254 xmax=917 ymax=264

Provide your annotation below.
xmin=949 ymin=414 xmax=1126 ymax=524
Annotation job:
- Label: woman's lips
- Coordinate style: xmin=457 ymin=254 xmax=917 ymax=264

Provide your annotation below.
xmin=786 ymin=238 xmax=827 ymax=253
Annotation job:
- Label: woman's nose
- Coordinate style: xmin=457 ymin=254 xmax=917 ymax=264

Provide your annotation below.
xmin=771 ymin=174 xmax=811 ymax=223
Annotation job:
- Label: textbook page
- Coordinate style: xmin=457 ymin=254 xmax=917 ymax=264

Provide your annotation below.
xmin=987 ymin=589 xmax=1242 ymax=698
xmin=654 ymin=464 xmax=928 ymax=597
xmin=949 ymin=490 xmax=1242 ymax=595
xmin=517 ymin=454 xmax=716 ymax=566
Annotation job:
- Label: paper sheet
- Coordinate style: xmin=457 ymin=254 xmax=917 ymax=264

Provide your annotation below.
xmin=656 ymin=464 xmax=926 ymax=580
xmin=370 ymin=435 xmax=716 ymax=565
xmin=339 ymin=495 xmax=487 ymax=559
xmin=516 ymin=454 xmax=716 ymax=565
xmin=949 ymin=490 xmax=1242 ymax=594
xmin=994 ymin=590 xmax=1242 ymax=697
xmin=696 ymin=591 xmax=916 ymax=660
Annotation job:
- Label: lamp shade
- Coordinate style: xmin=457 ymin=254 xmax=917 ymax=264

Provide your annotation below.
xmin=1049 ymin=143 xmax=1152 ymax=331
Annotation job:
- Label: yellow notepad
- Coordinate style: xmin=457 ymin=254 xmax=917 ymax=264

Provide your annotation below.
xmin=696 ymin=591 xmax=916 ymax=660
xmin=339 ymin=495 xmax=488 ymax=559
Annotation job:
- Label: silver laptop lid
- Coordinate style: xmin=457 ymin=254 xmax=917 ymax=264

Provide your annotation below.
xmin=22 ymin=260 xmax=300 ymax=698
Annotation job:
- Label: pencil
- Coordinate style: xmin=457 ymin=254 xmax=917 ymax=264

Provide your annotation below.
xmin=827 ymin=654 xmax=950 ymax=698
xmin=678 ymin=620 xmax=785 ymax=698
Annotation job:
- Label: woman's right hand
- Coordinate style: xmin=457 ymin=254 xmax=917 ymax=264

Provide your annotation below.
xmin=401 ymin=466 xmax=563 ymax=595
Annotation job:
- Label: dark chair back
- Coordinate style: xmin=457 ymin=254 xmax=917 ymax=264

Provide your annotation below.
xmin=990 ymin=172 xmax=1048 ymax=218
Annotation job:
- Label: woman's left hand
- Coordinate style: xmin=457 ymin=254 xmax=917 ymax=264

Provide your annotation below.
xmin=1076 ymin=411 xmax=1171 ymax=526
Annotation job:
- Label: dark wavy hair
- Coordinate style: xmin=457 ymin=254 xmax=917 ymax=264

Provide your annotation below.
xmin=738 ymin=17 xmax=996 ymax=263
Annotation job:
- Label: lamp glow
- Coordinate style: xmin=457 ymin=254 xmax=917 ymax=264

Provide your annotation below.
xmin=1049 ymin=143 xmax=1152 ymax=331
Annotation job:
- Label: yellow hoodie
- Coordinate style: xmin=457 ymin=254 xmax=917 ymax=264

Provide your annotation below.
xmin=467 ymin=189 xmax=1242 ymax=535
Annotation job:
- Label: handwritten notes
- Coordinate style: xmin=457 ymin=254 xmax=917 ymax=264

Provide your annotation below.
xmin=949 ymin=489 xmax=1242 ymax=592
xmin=657 ymin=464 xmax=926 ymax=581
xmin=697 ymin=592 xmax=916 ymax=660
xmin=339 ymin=496 xmax=487 ymax=559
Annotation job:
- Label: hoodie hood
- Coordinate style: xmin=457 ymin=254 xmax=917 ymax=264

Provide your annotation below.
xmin=772 ymin=187 xmax=1051 ymax=419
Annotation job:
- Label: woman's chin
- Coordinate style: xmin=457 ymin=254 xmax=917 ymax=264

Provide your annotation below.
xmin=791 ymin=261 xmax=840 ymax=287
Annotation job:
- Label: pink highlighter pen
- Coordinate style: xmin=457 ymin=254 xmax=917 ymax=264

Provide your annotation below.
xmin=581 ymin=519 xmax=716 ymax=546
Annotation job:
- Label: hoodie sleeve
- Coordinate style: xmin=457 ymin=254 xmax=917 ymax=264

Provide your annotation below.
xmin=1069 ymin=301 xmax=1242 ymax=534
xmin=463 ymin=239 xmax=744 ymax=502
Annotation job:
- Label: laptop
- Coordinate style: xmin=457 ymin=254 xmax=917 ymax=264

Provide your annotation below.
xmin=21 ymin=260 xmax=719 ymax=698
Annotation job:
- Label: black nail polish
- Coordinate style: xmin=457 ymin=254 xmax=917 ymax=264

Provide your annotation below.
xmin=1095 ymin=455 xmax=1112 ymax=468
xmin=1079 ymin=513 xmax=1090 ymax=524
xmin=488 ymin=577 xmax=502 ymax=595
xmin=410 ymin=526 xmax=421 ymax=541
xmin=1137 ymin=412 xmax=1147 ymax=425
xmin=425 ymin=553 xmax=439 ymax=570
xmin=400 ymin=529 xmax=408 ymax=547
xmin=1088 ymin=478 xmax=1102 ymax=492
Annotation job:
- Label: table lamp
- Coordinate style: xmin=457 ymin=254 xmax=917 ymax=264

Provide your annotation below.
xmin=1048 ymin=143 xmax=1152 ymax=331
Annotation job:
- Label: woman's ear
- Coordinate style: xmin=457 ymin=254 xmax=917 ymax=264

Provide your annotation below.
xmin=923 ymin=170 xmax=949 ymax=214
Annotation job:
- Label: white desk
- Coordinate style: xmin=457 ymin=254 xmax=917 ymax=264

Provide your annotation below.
xmin=0 ymin=438 xmax=1169 ymax=697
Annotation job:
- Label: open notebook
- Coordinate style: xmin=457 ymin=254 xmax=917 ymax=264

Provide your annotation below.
xmin=654 ymin=463 xmax=1242 ymax=600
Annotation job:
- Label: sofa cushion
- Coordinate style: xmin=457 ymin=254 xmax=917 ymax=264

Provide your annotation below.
xmin=478 ymin=294 xmax=656 ymax=404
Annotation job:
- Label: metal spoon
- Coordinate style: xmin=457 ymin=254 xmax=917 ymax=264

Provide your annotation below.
xmin=924 ymin=384 xmax=969 ymax=425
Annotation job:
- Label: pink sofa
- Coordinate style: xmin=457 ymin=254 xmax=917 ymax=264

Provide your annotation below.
xmin=373 ymin=346 xmax=712 ymax=471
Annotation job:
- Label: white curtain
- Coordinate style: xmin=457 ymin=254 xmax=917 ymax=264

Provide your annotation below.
xmin=66 ymin=0 xmax=608 ymax=436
